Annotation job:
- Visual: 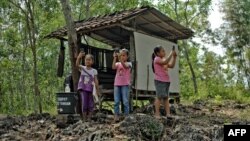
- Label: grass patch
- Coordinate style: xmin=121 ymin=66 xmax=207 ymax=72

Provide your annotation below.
xmin=237 ymin=109 xmax=250 ymax=120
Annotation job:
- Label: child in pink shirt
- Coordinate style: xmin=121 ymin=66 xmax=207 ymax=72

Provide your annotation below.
xmin=112 ymin=49 xmax=132 ymax=121
xmin=152 ymin=45 xmax=177 ymax=118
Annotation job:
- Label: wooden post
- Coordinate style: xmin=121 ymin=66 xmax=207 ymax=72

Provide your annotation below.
xmin=57 ymin=40 xmax=65 ymax=77
xmin=129 ymin=22 xmax=136 ymax=111
xmin=129 ymin=20 xmax=137 ymax=109
xmin=135 ymin=61 xmax=138 ymax=107
xmin=147 ymin=65 xmax=149 ymax=92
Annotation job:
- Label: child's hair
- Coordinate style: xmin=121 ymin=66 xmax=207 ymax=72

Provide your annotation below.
xmin=85 ymin=54 xmax=94 ymax=61
xmin=120 ymin=48 xmax=129 ymax=56
xmin=120 ymin=48 xmax=130 ymax=61
xmin=152 ymin=45 xmax=163 ymax=73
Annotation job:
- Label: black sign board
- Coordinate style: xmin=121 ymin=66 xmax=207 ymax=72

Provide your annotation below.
xmin=56 ymin=92 xmax=78 ymax=114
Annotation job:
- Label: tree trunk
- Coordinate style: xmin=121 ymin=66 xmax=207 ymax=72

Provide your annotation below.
xmin=241 ymin=49 xmax=250 ymax=89
xmin=60 ymin=0 xmax=80 ymax=91
xmin=0 ymin=83 xmax=2 ymax=109
xmin=25 ymin=0 xmax=42 ymax=113
xmin=21 ymin=49 xmax=27 ymax=110
xmin=173 ymin=0 xmax=198 ymax=94
xmin=22 ymin=32 xmax=29 ymax=111
xmin=9 ymin=74 xmax=14 ymax=113
xmin=32 ymin=48 xmax=42 ymax=113
xmin=183 ymin=41 xmax=198 ymax=94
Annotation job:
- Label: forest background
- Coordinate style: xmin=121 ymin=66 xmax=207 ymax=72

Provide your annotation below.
xmin=0 ymin=0 xmax=249 ymax=114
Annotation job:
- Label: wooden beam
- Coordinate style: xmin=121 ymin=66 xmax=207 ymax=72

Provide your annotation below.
xmin=148 ymin=12 xmax=186 ymax=36
xmin=94 ymin=31 xmax=126 ymax=44
xmin=46 ymin=23 xmax=121 ymax=39
xmin=119 ymin=24 xmax=177 ymax=41
xmin=90 ymin=32 xmax=122 ymax=47
xmin=138 ymin=21 xmax=164 ymax=26
xmin=138 ymin=16 xmax=175 ymax=37
xmin=136 ymin=25 xmax=177 ymax=40
xmin=106 ymin=28 xmax=128 ymax=42
xmin=77 ymin=23 xmax=120 ymax=34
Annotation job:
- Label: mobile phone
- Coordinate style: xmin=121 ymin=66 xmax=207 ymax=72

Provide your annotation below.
xmin=172 ymin=46 xmax=175 ymax=51
xmin=80 ymin=47 xmax=85 ymax=53
xmin=114 ymin=48 xmax=120 ymax=53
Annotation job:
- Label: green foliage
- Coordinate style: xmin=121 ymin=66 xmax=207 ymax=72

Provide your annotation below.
xmin=217 ymin=0 xmax=250 ymax=87
xmin=213 ymin=95 xmax=223 ymax=105
xmin=0 ymin=0 xmax=249 ymax=115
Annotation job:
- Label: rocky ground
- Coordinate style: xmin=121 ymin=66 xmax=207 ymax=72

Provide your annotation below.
xmin=0 ymin=100 xmax=250 ymax=141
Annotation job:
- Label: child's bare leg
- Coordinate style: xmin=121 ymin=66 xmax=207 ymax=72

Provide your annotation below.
xmin=154 ymin=97 xmax=161 ymax=117
xmin=87 ymin=111 xmax=93 ymax=121
xmin=82 ymin=112 xmax=87 ymax=121
xmin=164 ymin=97 xmax=170 ymax=116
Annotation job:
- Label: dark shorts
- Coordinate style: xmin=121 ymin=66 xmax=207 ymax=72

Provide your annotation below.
xmin=154 ymin=80 xmax=170 ymax=98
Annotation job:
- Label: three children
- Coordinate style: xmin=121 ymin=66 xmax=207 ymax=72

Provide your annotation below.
xmin=76 ymin=45 xmax=176 ymax=121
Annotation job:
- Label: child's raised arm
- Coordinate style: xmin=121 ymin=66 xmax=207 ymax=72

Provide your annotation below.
xmin=168 ymin=51 xmax=177 ymax=68
xmin=76 ymin=52 xmax=85 ymax=68
xmin=121 ymin=61 xmax=131 ymax=69
xmin=155 ymin=51 xmax=173 ymax=65
xmin=112 ymin=52 xmax=118 ymax=70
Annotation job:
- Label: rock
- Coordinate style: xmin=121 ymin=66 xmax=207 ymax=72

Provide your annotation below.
xmin=0 ymin=114 xmax=7 ymax=120
xmin=0 ymin=129 xmax=7 ymax=135
xmin=118 ymin=114 xmax=164 ymax=140
xmin=210 ymin=125 xmax=224 ymax=141
xmin=170 ymin=105 xmax=176 ymax=115
xmin=38 ymin=119 xmax=45 ymax=124
xmin=162 ymin=116 xmax=181 ymax=127
xmin=233 ymin=104 xmax=246 ymax=109
xmin=0 ymin=100 xmax=243 ymax=141
xmin=99 ymin=109 xmax=113 ymax=115
xmin=78 ymin=130 xmax=112 ymax=141
xmin=133 ymin=104 xmax=155 ymax=115
xmin=193 ymin=99 xmax=207 ymax=110
xmin=119 ymin=115 xmax=136 ymax=127
xmin=46 ymin=129 xmax=52 ymax=140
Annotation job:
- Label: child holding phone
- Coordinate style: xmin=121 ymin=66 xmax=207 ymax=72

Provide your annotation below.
xmin=112 ymin=49 xmax=132 ymax=122
xmin=152 ymin=45 xmax=177 ymax=118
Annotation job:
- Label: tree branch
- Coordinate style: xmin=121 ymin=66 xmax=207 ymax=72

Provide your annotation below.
xmin=166 ymin=0 xmax=175 ymax=12
xmin=9 ymin=0 xmax=28 ymax=17
xmin=188 ymin=0 xmax=211 ymax=25
xmin=174 ymin=0 xmax=179 ymax=22
xmin=184 ymin=0 xmax=190 ymax=26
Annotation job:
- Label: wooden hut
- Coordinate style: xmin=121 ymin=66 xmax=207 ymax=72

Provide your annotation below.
xmin=46 ymin=6 xmax=193 ymax=111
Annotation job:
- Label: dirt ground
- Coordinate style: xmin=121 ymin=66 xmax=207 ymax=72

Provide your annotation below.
xmin=0 ymin=100 xmax=250 ymax=141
